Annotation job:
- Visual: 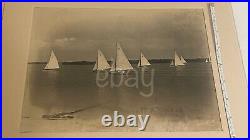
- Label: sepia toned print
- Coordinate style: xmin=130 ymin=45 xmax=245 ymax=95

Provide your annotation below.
xmin=21 ymin=7 xmax=222 ymax=132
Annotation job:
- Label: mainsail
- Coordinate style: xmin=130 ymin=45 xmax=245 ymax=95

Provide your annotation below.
xmin=115 ymin=42 xmax=133 ymax=71
xmin=93 ymin=49 xmax=110 ymax=71
xmin=44 ymin=50 xmax=60 ymax=70
xmin=138 ymin=52 xmax=151 ymax=67
xmin=174 ymin=51 xmax=185 ymax=66
xmin=180 ymin=56 xmax=187 ymax=64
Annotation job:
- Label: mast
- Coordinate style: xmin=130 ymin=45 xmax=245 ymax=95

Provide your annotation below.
xmin=139 ymin=50 xmax=141 ymax=66
xmin=115 ymin=42 xmax=117 ymax=71
xmin=170 ymin=49 xmax=174 ymax=67
xmin=138 ymin=50 xmax=141 ymax=67
xmin=110 ymin=57 xmax=115 ymax=72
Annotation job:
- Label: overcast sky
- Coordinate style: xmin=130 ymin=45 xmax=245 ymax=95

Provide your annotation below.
xmin=28 ymin=8 xmax=210 ymax=62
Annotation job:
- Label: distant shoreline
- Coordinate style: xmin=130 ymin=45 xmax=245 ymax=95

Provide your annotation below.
xmin=28 ymin=58 xmax=209 ymax=65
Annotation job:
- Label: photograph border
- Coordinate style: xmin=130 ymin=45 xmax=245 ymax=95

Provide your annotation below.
xmin=2 ymin=2 xmax=247 ymax=138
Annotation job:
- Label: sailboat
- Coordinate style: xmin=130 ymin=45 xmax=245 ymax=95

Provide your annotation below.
xmin=174 ymin=51 xmax=185 ymax=66
xmin=112 ymin=42 xmax=133 ymax=73
xmin=138 ymin=52 xmax=151 ymax=67
xmin=205 ymin=58 xmax=210 ymax=63
xmin=170 ymin=60 xmax=174 ymax=66
xmin=44 ymin=50 xmax=60 ymax=70
xmin=180 ymin=56 xmax=187 ymax=64
xmin=93 ymin=49 xmax=111 ymax=71
xmin=170 ymin=51 xmax=185 ymax=67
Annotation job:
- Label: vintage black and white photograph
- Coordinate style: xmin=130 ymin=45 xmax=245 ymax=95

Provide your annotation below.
xmin=21 ymin=7 xmax=222 ymax=132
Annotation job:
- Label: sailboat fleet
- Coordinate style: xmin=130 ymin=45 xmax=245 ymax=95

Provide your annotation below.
xmin=43 ymin=42 xmax=210 ymax=71
xmin=93 ymin=42 xmax=147 ymax=73
xmin=170 ymin=50 xmax=187 ymax=67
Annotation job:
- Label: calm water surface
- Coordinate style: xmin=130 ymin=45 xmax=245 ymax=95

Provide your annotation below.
xmin=21 ymin=62 xmax=221 ymax=132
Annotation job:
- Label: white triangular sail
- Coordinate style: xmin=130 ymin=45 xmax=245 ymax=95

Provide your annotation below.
xmin=115 ymin=42 xmax=133 ymax=71
xmin=44 ymin=50 xmax=59 ymax=70
xmin=110 ymin=57 xmax=116 ymax=72
xmin=93 ymin=49 xmax=110 ymax=71
xmin=170 ymin=60 xmax=174 ymax=66
xmin=205 ymin=58 xmax=209 ymax=63
xmin=180 ymin=56 xmax=187 ymax=64
xmin=174 ymin=51 xmax=184 ymax=66
xmin=138 ymin=52 xmax=151 ymax=67
xmin=93 ymin=62 xmax=97 ymax=71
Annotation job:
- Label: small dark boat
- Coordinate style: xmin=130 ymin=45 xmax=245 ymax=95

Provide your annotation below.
xmin=42 ymin=112 xmax=74 ymax=120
